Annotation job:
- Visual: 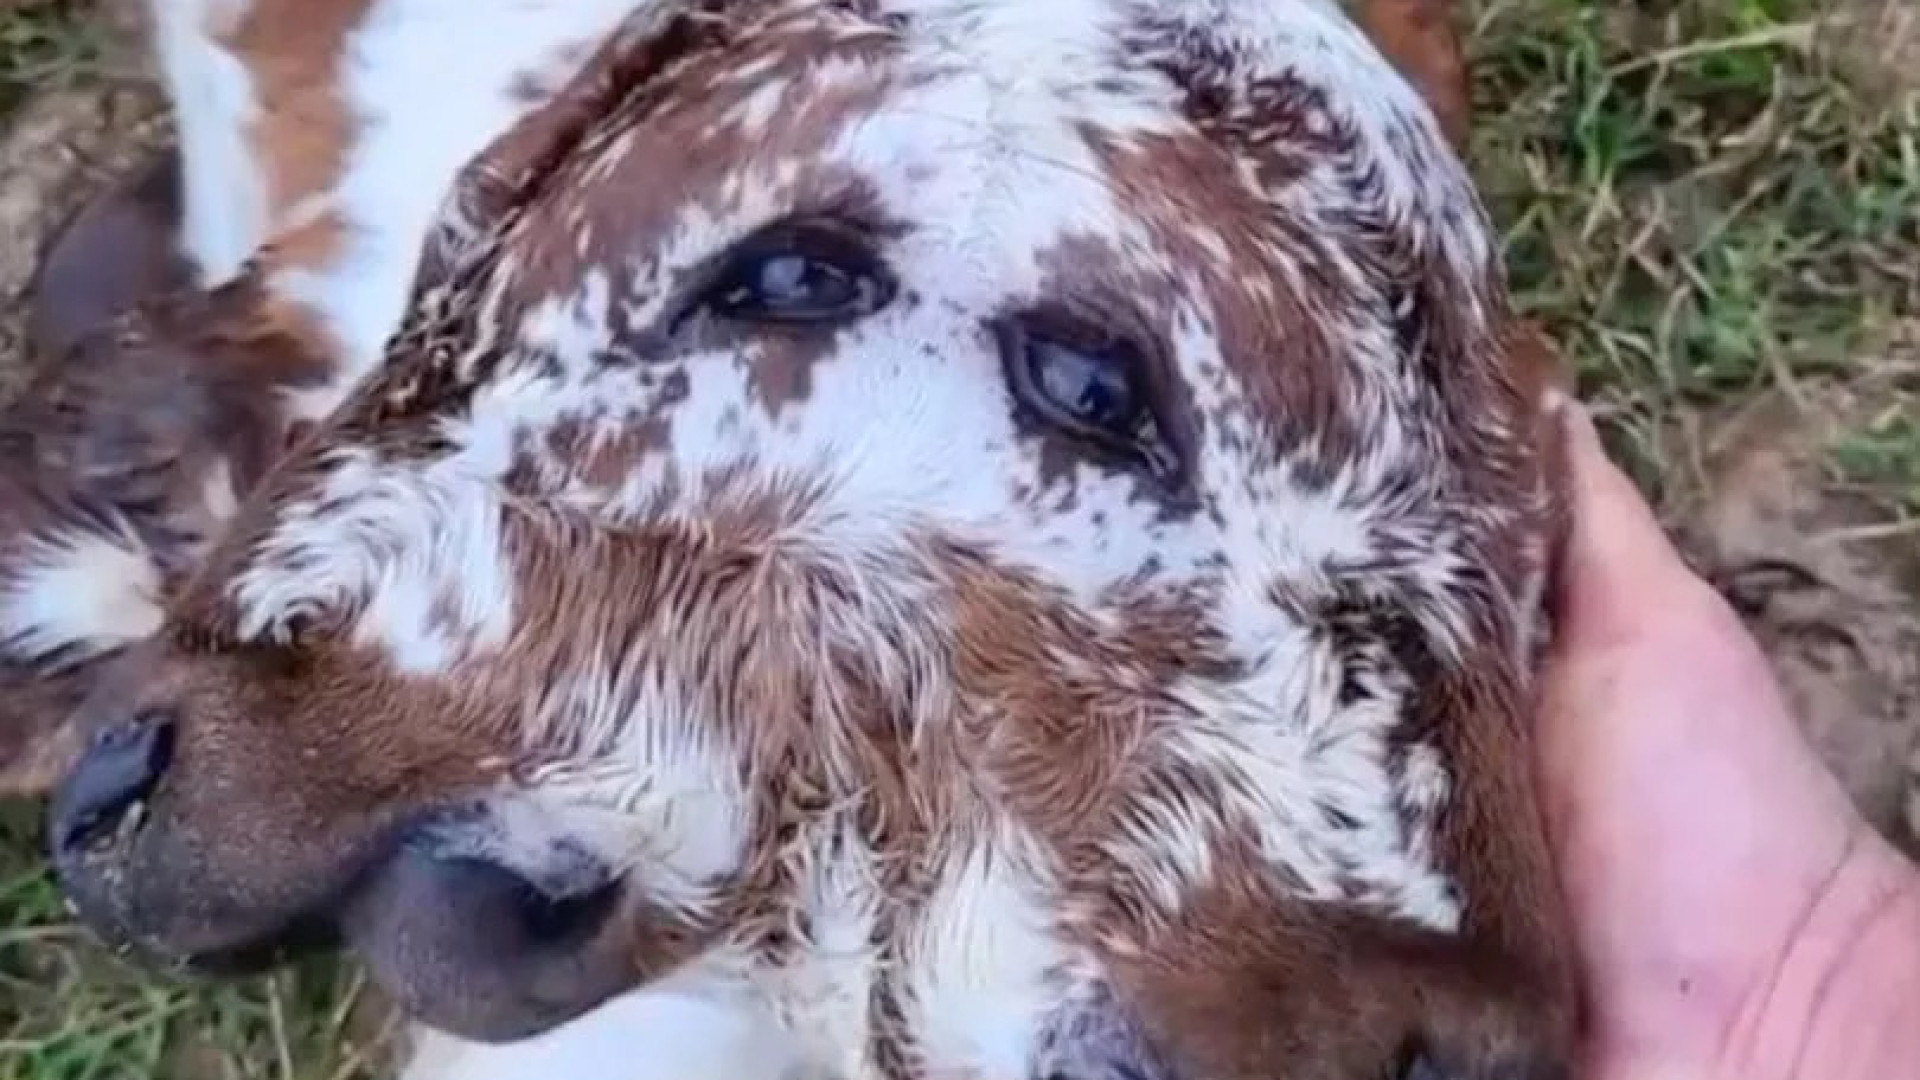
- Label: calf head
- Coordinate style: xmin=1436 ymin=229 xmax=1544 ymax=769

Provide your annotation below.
xmin=0 ymin=275 xmax=323 ymax=794
xmin=52 ymin=1 xmax=1575 ymax=1076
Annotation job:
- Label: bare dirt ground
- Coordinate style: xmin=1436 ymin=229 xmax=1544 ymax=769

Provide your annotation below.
xmin=0 ymin=1 xmax=162 ymax=400
xmin=1671 ymin=343 xmax=1920 ymax=849
xmin=0 ymin=0 xmax=1914 ymax=1076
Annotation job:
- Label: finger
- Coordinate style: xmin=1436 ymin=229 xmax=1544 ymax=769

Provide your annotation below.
xmin=1548 ymin=397 xmax=1705 ymax=648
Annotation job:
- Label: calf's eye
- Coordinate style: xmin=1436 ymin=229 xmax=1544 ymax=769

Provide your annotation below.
xmin=702 ymin=221 xmax=892 ymax=325
xmin=1026 ymin=338 xmax=1145 ymax=434
xmin=1000 ymin=317 xmax=1182 ymax=483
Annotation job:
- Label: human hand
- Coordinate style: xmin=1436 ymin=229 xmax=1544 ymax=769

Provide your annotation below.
xmin=1534 ymin=398 xmax=1920 ymax=1080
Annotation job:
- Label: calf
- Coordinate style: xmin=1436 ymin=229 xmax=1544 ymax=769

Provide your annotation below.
xmin=39 ymin=1 xmax=1578 ymax=1078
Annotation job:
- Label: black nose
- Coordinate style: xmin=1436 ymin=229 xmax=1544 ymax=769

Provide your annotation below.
xmin=50 ymin=711 xmax=176 ymax=855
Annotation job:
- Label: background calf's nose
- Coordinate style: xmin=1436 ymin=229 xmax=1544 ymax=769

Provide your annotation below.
xmin=50 ymin=712 xmax=175 ymax=854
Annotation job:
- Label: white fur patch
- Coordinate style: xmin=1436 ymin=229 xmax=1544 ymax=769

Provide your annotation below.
xmin=268 ymin=0 xmax=652 ymax=417
xmin=0 ymin=523 xmax=164 ymax=666
xmin=150 ymin=0 xmax=269 ymax=285
xmin=153 ymin=0 xmax=651 ymax=417
xmin=763 ymin=817 xmax=887 ymax=1076
xmin=398 ymin=983 xmax=794 ymax=1080
xmin=514 ymin=698 xmax=754 ymax=918
xmin=902 ymin=827 xmax=1068 ymax=1075
xmin=1150 ymin=676 xmax=1461 ymax=930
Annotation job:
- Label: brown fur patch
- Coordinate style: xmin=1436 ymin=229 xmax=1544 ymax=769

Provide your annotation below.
xmin=219 ymin=0 xmax=376 ymax=269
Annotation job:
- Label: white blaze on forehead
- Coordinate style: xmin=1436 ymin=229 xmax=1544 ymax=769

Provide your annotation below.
xmin=470 ymin=31 xmax=1219 ymax=606
xmin=0 ymin=523 xmax=164 ymax=665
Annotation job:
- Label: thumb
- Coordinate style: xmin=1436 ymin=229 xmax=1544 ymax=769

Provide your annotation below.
xmin=1549 ymin=398 xmax=1706 ymax=651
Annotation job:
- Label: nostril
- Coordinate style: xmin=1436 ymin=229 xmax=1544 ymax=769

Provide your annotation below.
xmin=1400 ymin=1055 xmax=1444 ymax=1080
xmin=53 ymin=711 xmax=176 ymax=854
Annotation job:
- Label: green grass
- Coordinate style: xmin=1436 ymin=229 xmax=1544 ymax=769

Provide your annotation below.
xmin=1 ymin=0 xmax=1916 ymax=1076
xmin=1 ymin=807 xmax=394 ymax=1080
xmin=0 ymin=1 xmax=106 ymax=113
xmin=1466 ymin=0 xmax=1919 ymax=500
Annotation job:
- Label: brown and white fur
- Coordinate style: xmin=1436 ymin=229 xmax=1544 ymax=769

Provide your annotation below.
xmin=28 ymin=1 xmax=1578 ymax=1078
xmin=1 ymin=0 xmax=645 ymax=791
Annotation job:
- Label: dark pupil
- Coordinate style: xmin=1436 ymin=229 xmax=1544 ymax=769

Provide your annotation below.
xmin=749 ymin=254 xmax=851 ymax=310
xmin=1033 ymin=340 xmax=1140 ymax=432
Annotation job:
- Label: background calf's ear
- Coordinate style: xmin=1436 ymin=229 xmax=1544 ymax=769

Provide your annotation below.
xmin=28 ymin=147 xmax=190 ymax=361
xmin=4 ymin=147 xmax=182 ymax=800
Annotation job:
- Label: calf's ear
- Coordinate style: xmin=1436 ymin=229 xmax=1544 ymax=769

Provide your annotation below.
xmin=1354 ymin=0 xmax=1471 ymax=151
xmin=29 ymin=148 xmax=193 ymax=360
xmin=1501 ymin=317 xmax=1578 ymax=622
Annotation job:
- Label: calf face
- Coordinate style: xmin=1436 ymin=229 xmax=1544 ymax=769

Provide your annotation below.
xmin=0 ymin=274 xmax=323 ymax=794
xmin=52 ymin=1 xmax=1575 ymax=1075
xmin=2 ymin=152 xmax=194 ymax=797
